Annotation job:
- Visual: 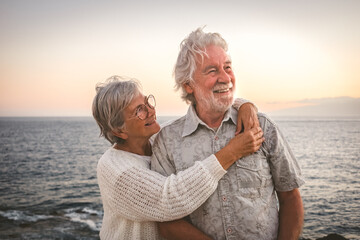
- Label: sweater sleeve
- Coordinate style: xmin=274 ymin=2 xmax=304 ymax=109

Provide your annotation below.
xmin=232 ymin=97 xmax=258 ymax=112
xmin=97 ymin=152 xmax=226 ymax=222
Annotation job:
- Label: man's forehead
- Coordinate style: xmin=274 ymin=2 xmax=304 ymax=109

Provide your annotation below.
xmin=196 ymin=53 xmax=232 ymax=68
xmin=205 ymin=45 xmax=229 ymax=57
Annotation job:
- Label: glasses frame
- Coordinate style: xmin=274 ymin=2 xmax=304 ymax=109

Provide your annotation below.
xmin=133 ymin=94 xmax=156 ymax=120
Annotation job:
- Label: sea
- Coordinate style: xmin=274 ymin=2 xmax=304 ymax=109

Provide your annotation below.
xmin=0 ymin=115 xmax=359 ymax=240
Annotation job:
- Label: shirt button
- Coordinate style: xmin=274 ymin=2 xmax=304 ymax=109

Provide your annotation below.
xmin=222 ymin=196 xmax=227 ymax=202
xmin=227 ymin=228 xmax=232 ymax=233
xmin=214 ymin=136 xmax=219 ymax=140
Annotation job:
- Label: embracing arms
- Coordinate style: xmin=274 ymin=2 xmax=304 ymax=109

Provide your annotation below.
xmin=97 ymin=124 xmax=262 ymax=223
xmin=156 ymin=102 xmax=261 ymax=239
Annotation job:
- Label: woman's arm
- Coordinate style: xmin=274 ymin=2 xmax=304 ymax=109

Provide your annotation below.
xmin=98 ymin=153 xmax=225 ymax=223
xmin=97 ymin=128 xmax=264 ymax=223
xmin=158 ymin=219 xmax=212 ymax=240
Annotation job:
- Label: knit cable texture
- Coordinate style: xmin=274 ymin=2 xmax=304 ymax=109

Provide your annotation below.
xmin=97 ymin=148 xmax=226 ymax=240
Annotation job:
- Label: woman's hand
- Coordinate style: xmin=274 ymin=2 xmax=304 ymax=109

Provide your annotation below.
xmin=215 ymin=127 xmax=264 ymax=170
xmin=236 ymin=103 xmax=260 ymax=135
xmin=230 ymin=127 xmax=264 ymax=157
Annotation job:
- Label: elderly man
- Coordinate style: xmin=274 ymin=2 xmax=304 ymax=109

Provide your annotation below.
xmin=151 ymin=28 xmax=305 ymax=240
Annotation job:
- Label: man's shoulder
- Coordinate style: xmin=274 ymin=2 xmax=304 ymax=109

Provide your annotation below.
xmin=154 ymin=115 xmax=187 ymax=145
xmin=159 ymin=115 xmax=187 ymax=132
xmin=257 ymin=112 xmax=278 ymax=128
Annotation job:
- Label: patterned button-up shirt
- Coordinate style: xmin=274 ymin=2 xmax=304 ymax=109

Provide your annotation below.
xmin=151 ymin=105 xmax=305 ymax=240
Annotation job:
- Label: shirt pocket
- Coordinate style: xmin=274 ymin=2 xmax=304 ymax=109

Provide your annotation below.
xmin=235 ymin=152 xmax=272 ymax=199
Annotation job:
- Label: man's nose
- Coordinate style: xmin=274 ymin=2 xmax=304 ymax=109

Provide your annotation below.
xmin=218 ymin=68 xmax=231 ymax=83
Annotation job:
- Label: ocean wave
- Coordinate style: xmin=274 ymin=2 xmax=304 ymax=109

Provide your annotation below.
xmin=82 ymin=207 xmax=103 ymax=216
xmin=0 ymin=210 xmax=53 ymax=222
xmin=64 ymin=207 xmax=102 ymax=232
xmin=0 ymin=207 xmax=103 ymax=232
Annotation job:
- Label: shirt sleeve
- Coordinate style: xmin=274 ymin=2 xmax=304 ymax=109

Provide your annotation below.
xmin=150 ymin=129 xmax=177 ymax=176
xmin=262 ymin=116 xmax=305 ymax=192
xmin=232 ymin=97 xmax=258 ymax=112
xmin=97 ymin=151 xmax=226 ymax=223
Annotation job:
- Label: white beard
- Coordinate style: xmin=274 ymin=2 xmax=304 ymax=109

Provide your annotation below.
xmin=194 ymin=83 xmax=234 ymax=113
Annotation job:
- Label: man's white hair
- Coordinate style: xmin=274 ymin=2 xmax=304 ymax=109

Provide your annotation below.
xmin=173 ymin=27 xmax=228 ymax=104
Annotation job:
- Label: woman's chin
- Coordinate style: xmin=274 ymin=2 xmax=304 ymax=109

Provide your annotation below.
xmin=154 ymin=123 xmax=161 ymax=133
xmin=149 ymin=122 xmax=161 ymax=135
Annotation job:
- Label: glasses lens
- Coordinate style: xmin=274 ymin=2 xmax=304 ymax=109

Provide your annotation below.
xmin=136 ymin=105 xmax=148 ymax=120
xmin=147 ymin=95 xmax=156 ymax=109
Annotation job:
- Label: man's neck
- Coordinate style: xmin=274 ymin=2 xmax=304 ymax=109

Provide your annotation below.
xmin=195 ymin=106 xmax=227 ymax=128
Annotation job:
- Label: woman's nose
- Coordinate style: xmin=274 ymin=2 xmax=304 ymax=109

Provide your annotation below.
xmin=147 ymin=105 xmax=156 ymax=118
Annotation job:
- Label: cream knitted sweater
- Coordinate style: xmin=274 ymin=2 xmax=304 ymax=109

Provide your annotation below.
xmin=97 ymin=147 xmax=226 ymax=240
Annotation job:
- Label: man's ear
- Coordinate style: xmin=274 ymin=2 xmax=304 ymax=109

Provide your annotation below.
xmin=184 ymin=82 xmax=193 ymax=94
xmin=112 ymin=128 xmax=128 ymax=140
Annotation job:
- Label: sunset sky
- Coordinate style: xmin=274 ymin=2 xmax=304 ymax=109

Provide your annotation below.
xmin=0 ymin=0 xmax=359 ymax=116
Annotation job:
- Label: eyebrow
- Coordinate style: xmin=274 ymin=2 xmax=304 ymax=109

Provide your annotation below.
xmin=131 ymin=97 xmax=146 ymax=114
xmin=202 ymin=61 xmax=232 ymax=73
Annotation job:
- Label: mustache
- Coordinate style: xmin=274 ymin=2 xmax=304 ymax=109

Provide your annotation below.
xmin=212 ymin=82 xmax=233 ymax=91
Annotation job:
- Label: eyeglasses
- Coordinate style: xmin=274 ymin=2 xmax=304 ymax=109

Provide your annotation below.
xmin=133 ymin=94 xmax=156 ymax=120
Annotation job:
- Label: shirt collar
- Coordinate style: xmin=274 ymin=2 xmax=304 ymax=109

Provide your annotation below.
xmin=182 ymin=104 xmax=238 ymax=137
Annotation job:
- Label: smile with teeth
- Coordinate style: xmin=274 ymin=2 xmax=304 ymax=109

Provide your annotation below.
xmin=213 ymin=88 xmax=231 ymax=93
xmin=213 ymin=83 xmax=233 ymax=93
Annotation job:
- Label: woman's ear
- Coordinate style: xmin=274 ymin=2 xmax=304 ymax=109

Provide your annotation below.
xmin=112 ymin=128 xmax=128 ymax=140
xmin=184 ymin=82 xmax=193 ymax=94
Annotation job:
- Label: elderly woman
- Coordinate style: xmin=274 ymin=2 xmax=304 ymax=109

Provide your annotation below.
xmin=93 ymin=76 xmax=263 ymax=240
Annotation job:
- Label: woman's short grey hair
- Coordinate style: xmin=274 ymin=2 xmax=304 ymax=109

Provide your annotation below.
xmin=92 ymin=75 xmax=142 ymax=144
xmin=174 ymin=27 xmax=228 ymax=104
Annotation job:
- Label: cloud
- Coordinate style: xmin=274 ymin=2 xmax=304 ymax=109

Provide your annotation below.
xmin=268 ymin=97 xmax=360 ymax=116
